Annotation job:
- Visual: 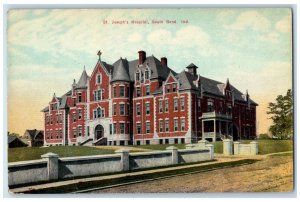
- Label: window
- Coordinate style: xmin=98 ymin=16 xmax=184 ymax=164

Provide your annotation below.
xmin=146 ymin=122 xmax=150 ymax=133
xmin=113 ymin=86 xmax=117 ymax=97
xmin=165 ymin=100 xmax=169 ymax=112
xmin=97 ymin=107 xmax=101 ymax=118
xmin=78 ymin=109 xmax=82 ymax=120
xmin=166 ymin=84 xmax=170 ymax=93
xmin=127 ymin=103 xmax=130 ymax=115
xmin=145 ymin=85 xmax=150 ymax=96
xmin=113 ymin=104 xmax=117 ymax=115
xmin=165 ymin=139 xmax=169 ymax=144
xmin=137 ymin=123 xmax=141 ymax=134
xmin=101 ymin=109 xmax=105 ymax=117
xmin=78 ymin=126 xmax=82 ymax=136
xmin=227 ymin=103 xmax=232 ymax=114
xmin=180 ymin=97 xmax=185 ymax=111
xmin=94 ymin=90 xmax=101 ymax=101
xmin=207 ymin=100 xmax=214 ymax=112
xmin=172 ymin=83 xmax=177 ymax=92
xmin=159 ymin=120 xmax=163 ymax=132
xmin=174 ymin=119 xmax=178 ymax=131
xmin=136 ymin=104 xmax=141 ymax=116
xmin=174 ymin=98 xmax=178 ymax=111
xmin=113 ymin=123 xmax=117 ymax=134
xmin=50 ymin=116 xmax=52 ymax=124
xmin=159 ymin=100 xmax=163 ymax=113
xmin=165 ymin=120 xmax=169 ymax=132
xmin=72 ymin=113 xmax=76 ymax=122
xmin=50 ymin=131 xmax=52 ymax=139
xmin=56 ymin=130 xmax=59 ymax=139
xmin=136 ymin=87 xmax=140 ymax=97
xmin=146 ymin=140 xmax=150 ymax=145
xmin=78 ymin=93 xmax=82 ymax=103
xmin=146 ymin=103 xmax=150 ymax=115
xmin=145 ymin=69 xmax=150 ymax=80
xmin=73 ymin=128 xmax=77 ymax=138
xmin=120 ymin=86 xmax=125 ymax=97
xmin=181 ymin=118 xmax=185 ymax=131
xmin=87 ymin=126 xmax=90 ymax=136
xmin=60 ymin=114 xmax=63 ymax=123
xmin=56 ymin=114 xmax=59 ymax=123
xmin=198 ymin=98 xmax=201 ymax=110
xmin=97 ymin=74 xmax=101 ymax=84
xmin=46 ymin=116 xmax=49 ymax=124
xmin=109 ymin=124 xmax=112 ymax=135
xmin=159 ymin=139 xmax=163 ymax=144
xmin=120 ymin=123 xmax=125 ymax=134
xmin=136 ymin=72 xmax=140 ymax=81
xmin=60 ymin=130 xmax=63 ymax=138
xmin=120 ymin=104 xmax=125 ymax=115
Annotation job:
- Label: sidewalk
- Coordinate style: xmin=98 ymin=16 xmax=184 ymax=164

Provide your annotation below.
xmin=9 ymin=155 xmax=256 ymax=194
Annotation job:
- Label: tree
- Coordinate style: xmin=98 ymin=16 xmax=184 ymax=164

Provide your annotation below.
xmin=7 ymin=131 xmax=21 ymax=138
xmin=267 ymin=89 xmax=293 ymax=139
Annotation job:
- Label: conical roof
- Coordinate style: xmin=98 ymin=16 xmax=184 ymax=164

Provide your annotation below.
xmin=76 ymin=69 xmax=89 ymax=89
xmin=111 ymin=58 xmax=131 ymax=82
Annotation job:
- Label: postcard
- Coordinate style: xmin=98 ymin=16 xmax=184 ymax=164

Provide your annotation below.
xmin=6 ymin=8 xmax=293 ymax=194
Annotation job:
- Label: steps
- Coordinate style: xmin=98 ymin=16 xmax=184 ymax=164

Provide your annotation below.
xmin=79 ymin=138 xmax=93 ymax=146
xmin=92 ymin=137 xmax=107 ymax=146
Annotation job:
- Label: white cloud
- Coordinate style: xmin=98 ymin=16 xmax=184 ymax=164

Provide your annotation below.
xmin=147 ymin=25 xmax=216 ymax=57
xmin=128 ymin=32 xmax=142 ymax=43
xmin=226 ymin=11 xmax=271 ymax=32
xmin=258 ymin=32 xmax=279 ymax=43
xmin=276 ymin=15 xmax=291 ymax=33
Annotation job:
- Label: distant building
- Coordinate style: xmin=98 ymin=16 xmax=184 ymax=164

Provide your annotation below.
xmin=23 ymin=129 xmax=44 ymax=147
xmin=42 ymin=50 xmax=258 ymax=146
xmin=8 ymin=136 xmax=28 ymax=148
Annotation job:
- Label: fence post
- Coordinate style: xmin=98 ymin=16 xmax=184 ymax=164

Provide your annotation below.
xmin=250 ymin=141 xmax=258 ymax=155
xmin=41 ymin=152 xmax=59 ymax=180
xmin=197 ymin=139 xmax=209 ymax=149
xmin=205 ymin=144 xmax=214 ymax=160
xmin=115 ymin=149 xmax=130 ymax=171
xmin=223 ymin=139 xmax=233 ymax=156
xmin=233 ymin=142 xmax=241 ymax=155
xmin=166 ymin=146 xmax=178 ymax=164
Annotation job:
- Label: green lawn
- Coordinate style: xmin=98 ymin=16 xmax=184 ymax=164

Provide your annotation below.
xmin=8 ymin=140 xmax=293 ymax=162
xmin=8 ymin=146 xmax=115 ymax=162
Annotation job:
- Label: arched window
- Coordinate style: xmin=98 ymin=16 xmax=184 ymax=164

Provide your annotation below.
xmin=96 ymin=74 xmax=101 ymax=84
xmin=97 ymin=107 xmax=101 ymax=118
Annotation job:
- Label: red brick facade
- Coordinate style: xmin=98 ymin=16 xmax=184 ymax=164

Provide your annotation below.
xmin=42 ymin=50 xmax=257 ymax=146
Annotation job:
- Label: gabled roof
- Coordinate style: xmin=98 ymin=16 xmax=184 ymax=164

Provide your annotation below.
xmin=111 ymin=58 xmax=131 ymax=82
xmin=24 ymin=129 xmax=43 ymax=140
xmin=8 ymin=135 xmax=28 ymax=146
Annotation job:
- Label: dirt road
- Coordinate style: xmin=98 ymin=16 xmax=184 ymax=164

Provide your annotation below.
xmin=90 ymin=154 xmax=293 ymax=193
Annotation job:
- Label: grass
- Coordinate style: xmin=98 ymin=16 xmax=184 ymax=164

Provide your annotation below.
xmin=8 ymin=146 xmax=115 ymax=162
xmin=8 ymin=140 xmax=293 ymax=162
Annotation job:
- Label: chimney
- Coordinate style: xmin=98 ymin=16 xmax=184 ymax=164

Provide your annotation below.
xmin=138 ymin=50 xmax=146 ymax=65
xmin=161 ymin=57 xmax=168 ymax=66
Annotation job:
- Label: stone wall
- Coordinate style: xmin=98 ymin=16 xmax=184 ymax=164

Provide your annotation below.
xmin=8 ymin=145 xmax=214 ymax=187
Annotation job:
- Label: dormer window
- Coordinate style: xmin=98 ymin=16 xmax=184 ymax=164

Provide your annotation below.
xmin=136 ymin=71 xmax=140 ymax=81
xmin=207 ymin=99 xmax=214 ymax=112
xmin=172 ymin=83 xmax=177 ymax=92
xmin=145 ymin=85 xmax=150 ymax=96
xmin=145 ymin=68 xmax=150 ymax=80
xmin=96 ymin=74 xmax=101 ymax=84
xmin=166 ymin=84 xmax=170 ymax=93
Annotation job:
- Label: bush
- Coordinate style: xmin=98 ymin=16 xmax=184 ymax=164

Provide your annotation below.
xmin=259 ymin=133 xmax=271 ymax=140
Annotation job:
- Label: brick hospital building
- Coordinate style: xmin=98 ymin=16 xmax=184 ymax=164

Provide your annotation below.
xmin=42 ymin=50 xmax=257 ymax=146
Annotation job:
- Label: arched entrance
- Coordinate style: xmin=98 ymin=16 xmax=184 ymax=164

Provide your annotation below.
xmin=233 ymin=124 xmax=239 ymax=141
xmin=95 ymin=124 xmax=104 ymax=140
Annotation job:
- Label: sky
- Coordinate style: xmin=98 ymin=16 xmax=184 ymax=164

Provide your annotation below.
xmin=6 ymin=8 xmax=292 ymax=136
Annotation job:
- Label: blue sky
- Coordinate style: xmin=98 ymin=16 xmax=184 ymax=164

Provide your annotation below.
xmin=7 ymin=8 xmax=292 ymax=135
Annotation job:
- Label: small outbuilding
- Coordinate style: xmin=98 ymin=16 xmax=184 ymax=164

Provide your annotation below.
xmin=23 ymin=129 xmax=44 ymax=147
xmin=8 ymin=136 xmax=28 ymax=148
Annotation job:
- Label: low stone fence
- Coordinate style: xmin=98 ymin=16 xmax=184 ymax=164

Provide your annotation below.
xmin=8 ymin=144 xmax=214 ymax=187
xmin=222 ymin=139 xmax=258 ymax=156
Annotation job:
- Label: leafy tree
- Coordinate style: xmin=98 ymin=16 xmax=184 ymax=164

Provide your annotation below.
xmin=267 ymin=89 xmax=293 ymax=139
xmin=7 ymin=131 xmax=21 ymax=138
